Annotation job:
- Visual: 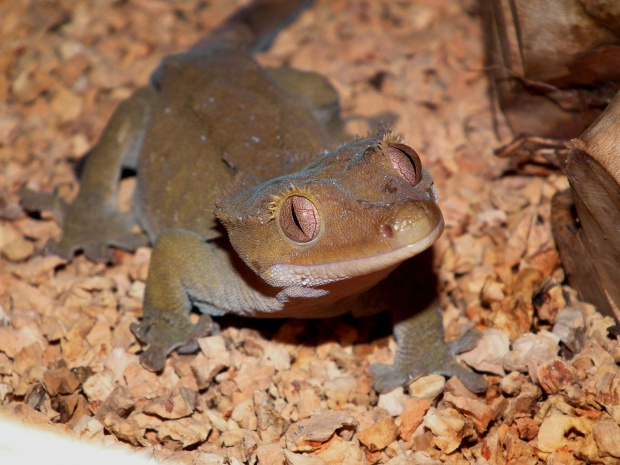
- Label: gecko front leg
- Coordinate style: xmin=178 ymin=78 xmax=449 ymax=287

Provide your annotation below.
xmin=371 ymin=301 xmax=488 ymax=393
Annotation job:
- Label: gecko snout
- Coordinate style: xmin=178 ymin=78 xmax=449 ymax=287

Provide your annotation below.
xmin=379 ymin=201 xmax=443 ymax=247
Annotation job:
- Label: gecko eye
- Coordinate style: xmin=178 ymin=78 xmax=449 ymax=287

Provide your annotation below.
xmin=387 ymin=143 xmax=422 ymax=186
xmin=280 ymin=196 xmax=320 ymax=243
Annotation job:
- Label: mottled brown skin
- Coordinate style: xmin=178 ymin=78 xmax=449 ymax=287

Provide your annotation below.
xmin=21 ymin=0 xmax=487 ymax=393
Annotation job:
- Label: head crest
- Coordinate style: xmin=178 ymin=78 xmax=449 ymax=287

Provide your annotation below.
xmin=379 ymin=131 xmax=404 ymax=155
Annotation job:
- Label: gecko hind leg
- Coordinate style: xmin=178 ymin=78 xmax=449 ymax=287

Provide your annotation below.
xmin=266 ymin=67 xmax=348 ymax=144
xmin=20 ymin=87 xmax=155 ymax=262
xmin=370 ymin=302 xmax=488 ymax=394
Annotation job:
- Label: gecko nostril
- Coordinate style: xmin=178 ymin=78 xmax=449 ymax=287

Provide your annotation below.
xmin=380 ymin=224 xmax=393 ymax=238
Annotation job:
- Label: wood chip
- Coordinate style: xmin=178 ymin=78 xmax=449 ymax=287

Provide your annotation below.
xmin=191 ymin=335 xmax=231 ymax=389
xmin=157 ymin=417 xmax=212 ymax=448
xmin=0 ymin=325 xmax=46 ymax=358
xmin=594 ymin=370 xmax=620 ymax=425
xmin=407 ymin=374 xmax=445 ymax=399
xmin=82 ymin=371 xmax=117 ymax=404
xmin=2 ymin=0 xmax=618 ymax=463
xmin=358 ymin=416 xmax=398 ymax=452
xmin=297 ymin=387 xmax=322 ymax=420
xmin=283 ymin=449 xmax=326 ymax=465
xmin=593 ymin=415 xmax=620 ymax=459
xmin=50 ymin=87 xmax=83 ymax=122
xmin=143 ymin=387 xmax=198 ymax=419
xmin=537 ymin=410 xmax=592 ymax=456
xmin=324 ymin=376 xmax=357 ymax=409
xmin=503 ymin=331 xmax=560 ymax=376
xmin=377 ymin=387 xmax=408 ymax=416
xmin=254 ymin=389 xmax=288 ymax=442
xmin=99 ymin=412 xmax=146 ymax=447
xmin=230 ymin=398 xmax=257 ymax=430
xmin=459 ymin=329 xmax=510 ymax=376
xmin=42 ymin=366 xmax=81 ymax=396
xmin=422 ymin=408 xmax=466 ymax=454
xmin=254 ymin=443 xmax=286 ymax=465
xmin=286 ymin=411 xmax=357 ymax=452
xmin=443 ymin=392 xmax=493 ymax=434
xmin=536 ymin=358 xmax=578 ymax=394
xmin=399 ymin=398 xmax=432 ymax=441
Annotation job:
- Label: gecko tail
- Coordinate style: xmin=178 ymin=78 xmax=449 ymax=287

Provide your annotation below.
xmin=150 ymin=0 xmax=314 ymax=89
xmin=192 ymin=0 xmax=315 ymax=54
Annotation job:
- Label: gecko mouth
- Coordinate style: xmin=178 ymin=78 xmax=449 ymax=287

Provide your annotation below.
xmin=264 ymin=217 xmax=444 ymax=288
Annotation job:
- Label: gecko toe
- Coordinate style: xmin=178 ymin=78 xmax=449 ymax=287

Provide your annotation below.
xmin=370 ymin=363 xmax=417 ymax=393
xmin=446 ymin=328 xmax=483 ymax=355
xmin=443 ymin=364 xmax=488 ymax=393
xmin=132 ymin=314 xmax=219 ymax=371
xmin=139 ymin=345 xmax=167 ymax=372
xmin=19 ymin=187 xmax=68 ymax=220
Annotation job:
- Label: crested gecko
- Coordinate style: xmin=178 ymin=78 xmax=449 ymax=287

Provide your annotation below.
xmin=21 ymin=0 xmax=487 ymax=393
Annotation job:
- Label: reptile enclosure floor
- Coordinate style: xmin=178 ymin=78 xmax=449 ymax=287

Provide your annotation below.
xmin=1 ymin=0 xmax=619 ymax=463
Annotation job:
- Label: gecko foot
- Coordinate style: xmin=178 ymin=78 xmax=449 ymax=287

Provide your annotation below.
xmin=131 ymin=314 xmax=219 ymax=372
xmin=19 ymin=187 xmax=68 ymax=219
xmin=20 ymin=187 xmax=148 ymax=262
xmin=370 ymin=304 xmax=488 ymax=394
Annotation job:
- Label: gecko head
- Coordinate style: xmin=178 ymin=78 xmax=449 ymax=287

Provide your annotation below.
xmin=216 ymin=132 xmax=444 ymax=288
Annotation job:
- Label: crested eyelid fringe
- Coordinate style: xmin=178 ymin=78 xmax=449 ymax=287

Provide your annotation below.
xmin=379 ymin=130 xmax=404 ymax=156
xmin=267 ymin=183 xmax=315 ymax=221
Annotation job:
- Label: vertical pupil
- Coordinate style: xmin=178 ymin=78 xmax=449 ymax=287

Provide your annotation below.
xmin=291 ymin=204 xmax=303 ymax=232
xmin=279 ymin=195 xmax=320 ymax=243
